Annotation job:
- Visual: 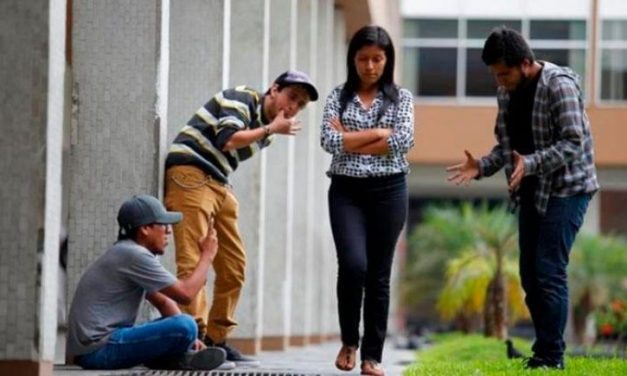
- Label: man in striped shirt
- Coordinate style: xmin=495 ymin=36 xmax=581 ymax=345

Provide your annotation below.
xmin=164 ymin=71 xmax=318 ymax=366
xmin=447 ymin=27 xmax=598 ymax=370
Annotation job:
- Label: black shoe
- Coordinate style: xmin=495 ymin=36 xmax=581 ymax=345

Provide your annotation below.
xmin=522 ymin=356 xmax=565 ymax=370
xmin=187 ymin=347 xmax=227 ymax=370
xmin=146 ymin=347 xmax=226 ymax=370
xmin=204 ymin=337 xmax=260 ymax=367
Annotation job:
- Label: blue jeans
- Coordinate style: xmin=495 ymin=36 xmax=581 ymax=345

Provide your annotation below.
xmin=518 ymin=193 xmax=590 ymax=361
xmin=329 ymin=174 xmax=408 ymax=362
xmin=76 ymin=314 xmax=197 ymax=369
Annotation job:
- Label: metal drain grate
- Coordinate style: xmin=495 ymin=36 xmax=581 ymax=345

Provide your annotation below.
xmin=104 ymin=371 xmax=322 ymax=376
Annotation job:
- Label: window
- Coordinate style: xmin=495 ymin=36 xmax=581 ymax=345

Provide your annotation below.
xmin=418 ymin=48 xmax=457 ymax=96
xmin=467 ymin=20 xmax=521 ymax=39
xmin=530 ymin=20 xmax=587 ymax=91
xmin=530 ymin=20 xmax=586 ymax=40
xmin=403 ymin=18 xmax=459 ymax=98
xmin=404 ymin=19 xmax=457 ymax=39
xmin=600 ymin=20 xmax=627 ymax=101
xmin=465 ymin=48 xmax=496 ymax=96
xmin=403 ymin=18 xmax=588 ymax=100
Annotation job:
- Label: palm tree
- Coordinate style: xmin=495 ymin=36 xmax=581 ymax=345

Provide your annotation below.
xmin=435 ymin=203 xmax=528 ymax=339
xmin=402 ymin=204 xmax=478 ymax=331
xmin=569 ymin=233 xmax=627 ymax=344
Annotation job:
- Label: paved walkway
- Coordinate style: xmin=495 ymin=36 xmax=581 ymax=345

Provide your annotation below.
xmin=54 ymin=340 xmax=416 ymax=376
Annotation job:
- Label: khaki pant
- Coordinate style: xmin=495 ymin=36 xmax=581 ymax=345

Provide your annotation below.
xmin=164 ymin=165 xmax=246 ymax=342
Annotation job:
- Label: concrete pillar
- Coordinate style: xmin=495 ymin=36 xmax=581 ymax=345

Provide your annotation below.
xmin=313 ymin=0 xmax=338 ymax=342
xmin=289 ymin=0 xmax=316 ymax=347
xmin=227 ymin=0 xmax=267 ymax=354
xmin=331 ymin=9 xmax=347 ymax=340
xmin=261 ymin=0 xmax=295 ymax=351
xmin=67 ymin=0 xmax=161 ymax=300
xmin=165 ymin=0 xmax=224 ymax=273
xmin=309 ymin=0 xmax=333 ymax=344
xmin=334 ymin=10 xmax=347 ymax=86
xmin=0 ymin=0 xmax=66 ymax=374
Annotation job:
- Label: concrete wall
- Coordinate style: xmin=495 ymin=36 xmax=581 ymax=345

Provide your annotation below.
xmin=0 ymin=0 xmax=66 ymax=375
xmin=1 ymin=2 xmax=404 ymax=374
xmin=67 ymin=0 xmax=162 ymax=301
xmin=261 ymin=0 xmax=294 ymax=351
xmin=227 ymin=0 xmax=267 ymax=353
xmin=164 ymin=0 xmax=225 ymax=272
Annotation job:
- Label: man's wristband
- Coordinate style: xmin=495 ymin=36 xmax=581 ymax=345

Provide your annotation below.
xmin=263 ymin=125 xmax=271 ymax=137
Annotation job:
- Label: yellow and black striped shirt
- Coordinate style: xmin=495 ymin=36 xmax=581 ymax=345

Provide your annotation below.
xmin=166 ymin=86 xmax=273 ymax=183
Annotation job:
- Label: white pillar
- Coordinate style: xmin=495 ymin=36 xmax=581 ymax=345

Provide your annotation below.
xmin=289 ymin=0 xmax=320 ymax=346
xmin=228 ymin=0 xmax=267 ymax=355
xmin=0 ymin=0 xmax=66 ymax=374
xmin=164 ymin=0 xmax=225 ymax=272
xmin=261 ymin=0 xmax=295 ymax=351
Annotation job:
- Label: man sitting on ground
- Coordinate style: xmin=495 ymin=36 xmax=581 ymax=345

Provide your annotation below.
xmin=66 ymin=194 xmax=225 ymax=370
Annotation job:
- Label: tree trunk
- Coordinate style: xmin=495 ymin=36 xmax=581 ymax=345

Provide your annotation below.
xmin=484 ymin=269 xmax=508 ymax=339
xmin=572 ymin=290 xmax=593 ymax=345
xmin=455 ymin=312 xmax=481 ymax=333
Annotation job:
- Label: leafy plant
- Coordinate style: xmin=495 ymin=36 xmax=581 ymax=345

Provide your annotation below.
xmin=569 ymin=233 xmax=627 ymax=344
xmin=403 ymin=203 xmax=528 ymax=338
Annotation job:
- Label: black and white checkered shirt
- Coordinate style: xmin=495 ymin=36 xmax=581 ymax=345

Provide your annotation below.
xmin=478 ymin=61 xmax=599 ymax=215
xmin=320 ymin=85 xmax=415 ymax=177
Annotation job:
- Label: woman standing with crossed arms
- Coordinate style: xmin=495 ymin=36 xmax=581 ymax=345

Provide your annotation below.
xmin=320 ymin=25 xmax=414 ymax=376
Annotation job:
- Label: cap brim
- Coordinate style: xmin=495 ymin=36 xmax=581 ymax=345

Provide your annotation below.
xmin=283 ymin=81 xmax=318 ymax=101
xmin=157 ymin=211 xmax=183 ymax=224
xmin=302 ymin=83 xmax=319 ymax=101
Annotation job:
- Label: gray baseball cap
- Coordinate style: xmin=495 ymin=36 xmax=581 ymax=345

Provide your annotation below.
xmin=117 ymin=194 xmax=182 ymax=230
xmin=274 ymin=70 xmax=319 ymax=101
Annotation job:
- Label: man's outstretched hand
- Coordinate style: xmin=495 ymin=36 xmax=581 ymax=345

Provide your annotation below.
xmin=446 ymin=150 xmax=480 ymax=186
xmin=198 ymin=215 xmax=218 ymax=262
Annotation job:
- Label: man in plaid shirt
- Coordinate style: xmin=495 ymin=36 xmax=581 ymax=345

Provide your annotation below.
xmin=447 ymin=26 xmax=599 ymax=370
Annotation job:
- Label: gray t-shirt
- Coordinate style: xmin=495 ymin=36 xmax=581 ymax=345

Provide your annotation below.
xmin=66 ymin=240 xmax=177 ymax=356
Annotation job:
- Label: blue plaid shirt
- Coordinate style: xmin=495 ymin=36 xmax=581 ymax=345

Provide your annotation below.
xmin=478 ymin=61 xmax=599 ymax=215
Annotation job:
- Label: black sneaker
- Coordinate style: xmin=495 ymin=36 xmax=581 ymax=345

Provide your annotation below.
xmin=522 ymin=356 xmax=565 ymax=370
xmin=187 ymin=347 xmax=227 ymax=370
xmin=204 ymin=337 xmax=260 ymax=367
xmin=146 ymin=347 xmax=226 ymax=370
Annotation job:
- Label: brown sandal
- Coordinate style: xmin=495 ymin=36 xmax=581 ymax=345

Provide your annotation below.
xmin=335 ymin=345 xmax=358 ymax=371
xmin=361 ymin=359 xmax=385 ymax=376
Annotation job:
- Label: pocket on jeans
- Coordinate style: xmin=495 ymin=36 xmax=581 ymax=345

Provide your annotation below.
xmin=170 ymin=170 xmax=208 ymax=190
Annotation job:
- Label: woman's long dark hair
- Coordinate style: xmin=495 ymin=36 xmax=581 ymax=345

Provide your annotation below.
xmin=339 ymin=25 xmax=399 ymax=121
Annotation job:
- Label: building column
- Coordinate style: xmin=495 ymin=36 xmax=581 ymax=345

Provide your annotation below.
xmin=308 ymin=0 xmax=334 ymax=344
xmin=67 ymin=0 xmax=162 ymax=300
xmin=289 ymin=0 xmax=317 ymax=347
xmin=324 ymin=8 xmax=347 ymax=341
xmin=165 ymin=0 xmax=225 ymax=272
xmin=227 ymin=0 xmax=267 ymax=355
xmin=0 ymin=0 xmax=66 ymax=375
xmin=261 ymin=0 xmax=295 ymax=351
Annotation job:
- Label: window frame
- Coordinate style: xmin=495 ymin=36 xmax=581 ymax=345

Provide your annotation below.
xmin=596 ymin=19 xmax=627 ymax=106
xmin=403 ymin=17 xmax=590 ymax=105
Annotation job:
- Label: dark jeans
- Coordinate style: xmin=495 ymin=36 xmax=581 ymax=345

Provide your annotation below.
xmin=518 ymin=193 xmax=590 ymax=362
xmin=328 ymin=174 xmax=407 ymax=362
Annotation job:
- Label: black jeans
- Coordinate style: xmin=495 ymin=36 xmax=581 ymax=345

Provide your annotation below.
xmin=328 ymin=174 xmax=407 ymax=362
xmin=518 ymin=193 xmax=590 ymax=362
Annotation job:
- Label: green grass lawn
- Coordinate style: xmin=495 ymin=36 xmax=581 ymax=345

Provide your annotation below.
xmin=404 ymin=333 xmax=626 ymax=375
